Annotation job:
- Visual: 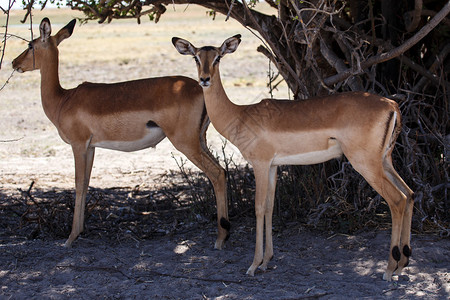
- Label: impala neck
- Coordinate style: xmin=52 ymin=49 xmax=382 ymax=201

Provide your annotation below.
xmin=202 ymin=69 xmax=240 ymax=140
xmin=39 ymin=51 xmax=65 ymax=123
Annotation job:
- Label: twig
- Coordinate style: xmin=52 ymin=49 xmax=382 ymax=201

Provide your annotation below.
xmin=2 ymin=33 xmax=30 ymax=42
xmin=283 ymin=293 xmax=331 ymax=300
xmin=0 ymin=70 xmax=15 ymax=92
xmin=399 ymin=55 xmax=445 ymax=88
xmin=29 ymin=1 xmax=34 ymax=41
xmin=56 ymin=264 xmax=132 ymax=279
xmin=0 ymin=0 xmax=16 ymax=70
xmin=225 ymin=0 xmax=236 ymax=21
xmin=20 ymin=0 xmax=35 ymax=24
xmin=26 ymin=180 xmax=35 ymax=197
xmin=137 ymin=269 xmax=243 ymax=285
xmin=413 ymin=43 xmax=450 ymax=92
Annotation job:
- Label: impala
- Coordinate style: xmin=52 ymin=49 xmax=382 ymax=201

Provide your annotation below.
xmin=172 ymin=35 xmax=414 ymax=281
xmin=12 ymin=18 xmax=230 ymax=249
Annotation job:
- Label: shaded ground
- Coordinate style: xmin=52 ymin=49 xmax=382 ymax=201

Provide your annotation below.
xmin=1 ymin=179 xmax=449 ymax=299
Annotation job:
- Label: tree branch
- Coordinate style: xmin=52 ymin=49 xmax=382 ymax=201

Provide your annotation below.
xmin=319 ymin=38 xmax=363 ymax=91
xmin=324 ymin=0 xmax=450 ymax=87
xmin=413 ymin=43 xmax=450 ymax=92
xmin=241 ymin=0 xmax=302 ymax=97
xmin=405 ymin=0 xmax=423 ymax=33
xmin=20 ymin=0 xmax=35 ymax=23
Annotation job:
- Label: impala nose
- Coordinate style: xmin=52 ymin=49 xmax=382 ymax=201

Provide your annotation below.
xmin=12 ymin=59 xmax=23 ymax=73
xmin=199 ymin=77 xmax=210 ymax=87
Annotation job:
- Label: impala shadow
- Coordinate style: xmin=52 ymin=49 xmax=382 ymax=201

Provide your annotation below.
xmin=0 ymin=181 xmax=216 ymax=243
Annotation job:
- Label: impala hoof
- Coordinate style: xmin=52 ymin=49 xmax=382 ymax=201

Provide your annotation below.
xmin=394 ymin=264 xmax=409 ymax=276
xmin=246 ymin=266 xmax=256 ymax=276
xmin=259 ymin=263 xmax=268 ymax=271
xmin=64 ymin=234 xmax=77 ymax=248
xmin=383 ymin=271 xmax=398 ymax=282
xmin=214 ymin=239 xmax=224 ymax=250
xmin=63 ymin=239 xmax=73 ymax=248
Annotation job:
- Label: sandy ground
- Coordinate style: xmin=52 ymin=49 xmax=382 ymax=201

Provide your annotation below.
xmin=1 ymin=6 xmax=449 ymax=300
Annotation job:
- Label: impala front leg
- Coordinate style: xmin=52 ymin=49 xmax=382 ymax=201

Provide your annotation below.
xmin=246 ymin=164 xmax=271 ymax=276
xmin=260 ymin=165 xmax=277 ymax=271
xmin=64 ymin=145 xmax=95 ymax=247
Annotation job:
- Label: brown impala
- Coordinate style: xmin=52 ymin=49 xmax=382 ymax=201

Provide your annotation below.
xmin=173 ymin=34 xmax=414 ymax=281
xmin=12 ymin=18 xmax=230 ymax=250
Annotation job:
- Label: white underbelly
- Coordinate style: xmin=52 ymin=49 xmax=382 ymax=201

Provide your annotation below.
xmin=92 ymin=127 xmax=166 ymax=152
xmin=272 ymin=141 xmax=343 ymax=166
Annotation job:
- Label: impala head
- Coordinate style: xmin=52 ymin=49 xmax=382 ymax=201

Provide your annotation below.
xmin=172 ymin=35 xmax=241 ymax=88
xmin=12 ymin=18 xmax=76 ymax=73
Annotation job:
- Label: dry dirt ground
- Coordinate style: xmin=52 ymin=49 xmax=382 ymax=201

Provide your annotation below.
xmin=1 ymin=6 xmax=449 ymax=300
xmin=1 ymin=220 xmax=449 ymax=299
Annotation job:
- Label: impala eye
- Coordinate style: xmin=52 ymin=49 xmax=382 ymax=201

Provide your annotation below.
xmin=214 ymin=56 xmax=221 ymax=65
xmin=193 ymin=56 xmax=200 ymax=65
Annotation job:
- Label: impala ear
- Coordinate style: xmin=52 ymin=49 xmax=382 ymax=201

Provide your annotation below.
xmin=39 ymin=18 xmax=52 ymax=43
xmin=172 ymin=37 xmax=197 ymax=55
xmin=55 ymin=19 xmax=76 ymax=45
xmin=219 ymin=34 xmax=241 ymax=56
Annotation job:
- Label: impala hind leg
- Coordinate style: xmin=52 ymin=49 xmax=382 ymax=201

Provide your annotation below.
xmin=381 ymin=183 xmax=407 ymax=281
xmin=345 ymin=151 xmax=407 ymax=281
xmin=259 ymin=165 xmax=277 ymax=271
xmin=395 ymin=196 xmax=414 ymax=276
xmin=384 ymin=162 xmax=414 ymax=276
xmin=171 ymin=137 xmax=228 ymax=250
xmin=198 ymin=133 xmax=229 ymax=250
xmin=356 ymin=168 xmax=407 ymax=280
xmin=191 ymin=150 xmax=228 ymax=249
xmin=64 ymin=146 xmax=95 ymax=247
xmin=247 ymin=164 xmax=271 ymax=276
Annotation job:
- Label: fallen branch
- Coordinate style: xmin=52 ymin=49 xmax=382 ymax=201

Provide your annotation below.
xmin=56 ymin=264 xmax=132 ymax=279
xmin=136 ymin=269 xmax=243 ymax=284
xmin=283 ymin=293 xmax=331 ymax=300
xmin=0 ymin=135 xmax=23 ymax=142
